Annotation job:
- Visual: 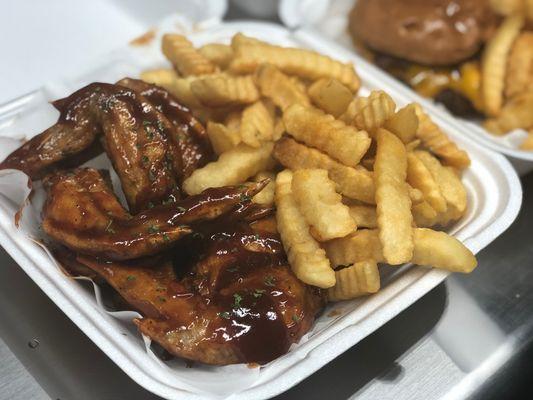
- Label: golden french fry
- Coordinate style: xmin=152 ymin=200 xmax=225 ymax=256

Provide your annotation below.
xmin=252 ymin=172 xmax=276 ymax=205
xmin=307 ymin=78 xmax=353 ymax=117
xmin=255 ymin=64 xmax=310 ymax=111
xmin=489 ymin=0 xmax=525 ymax=16
xmin=273 ymin=137 xmax=375 ymax=204
xmin=140 ymin=70 xmax=205 ymax=111
xmin=407 ymin=153 xmax=447 ymax=213
xmin=161 ymin=34 xmax=215 ymax=76
xmin=405 ymin=139 xmax=421 ymax=152
xmin=275 ymin=170 xmax=335 ymax=288
xmin=414 ymin=104 xmax=471 ymax=170
xmin=412 ymin=201 xmax=438 ymax=227
xmin=414 ymin=150 xmax=467 ymax=220
xmin=412 ymin=228 xmax=477 ymax=273
xmin=408 ymin=185 xmax=424 ymax=205
xmin=375 ymin=128 xmax=413 ymax=265
xmin=231 ymin=32 xmax=268 ymax=47
xmin=482 ymin=15 xmax=525 ymax=116
xmin=384 ymin=103 xmax=419 ymax=143
xmin=505 ymin=33 xmax=533 ymax=98
xmin=283 ymin=104 xmax=371 ymax=167
xmin=325 ymin=229 xmax=384 ymax=266
xmin=230 ymin=41 xmax=361 ymax=91
xmin=484 ymin=91 xmax=533 ymax=134
xmin=140 ymin=68 xmax=179 ymax=88
xmin=190 ymin=74 xmax=259 ymax=107
xmin=291 ymin=169 xmax=356 ymax=241
xmin=273 ymin=118 xmax=285 ymax=141
xmin=340 ymin=90 xmax=396 ymax=133
xmin=183 ymin=143 xmax=274 ymax=195
xmin=198 ymin=43 xmax=233 ymax=69
xmin=206 ymin=121 xmax=241 ymax=155
xmin=328 ymin=260 xmax=380 ymax=301
xmin=348 ymin=205 xmax=377 ymax=228
xmin=325 ymin=228 xmax=476 ymax=273
xmin=240 ymin=101 xmax=274 ymax=147
xmin=521 ymin=130 xmax=533 ymax=150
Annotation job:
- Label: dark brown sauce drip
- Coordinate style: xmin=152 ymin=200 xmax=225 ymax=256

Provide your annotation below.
xmin=213 ymin=284 xmax=291 ymax=364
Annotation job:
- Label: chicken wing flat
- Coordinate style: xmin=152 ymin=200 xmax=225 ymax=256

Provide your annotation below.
xmin=116 ymin=78 xmax=214 ymax=181
xmin=94 ymin=83 xmax=182 ymax=212
xmin=42 ymin=168 xmax=267 ymax=260
xmin=77 ymin=227 xmax=325 ymax=365
xmin=0 ymin=83 xmax=106 ymax=179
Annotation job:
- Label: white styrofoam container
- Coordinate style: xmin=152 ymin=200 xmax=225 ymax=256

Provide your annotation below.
xmin=279 ymin=0 xmax=533 ymax=175
xmin=0 ymin=14 xmax=522 ymax=400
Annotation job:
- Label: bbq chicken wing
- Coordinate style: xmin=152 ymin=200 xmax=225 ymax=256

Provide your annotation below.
xmin=42 ymin=168 xmax=267 ymax=260
xmin=77 ymin=226 xmax=325 ymax=365
xmin=116 ymin=78 xmax=214 ymax=181
xmin=0 ymin=83 xmax=106 ymax=179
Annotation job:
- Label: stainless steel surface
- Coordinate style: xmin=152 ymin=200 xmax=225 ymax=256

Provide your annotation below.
xmin=1 ymin=4 xmax=532 ymax=400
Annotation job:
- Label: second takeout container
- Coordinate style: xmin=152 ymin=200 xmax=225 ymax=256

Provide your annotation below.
xmin=279 ymin=0 xmax=533 ymax=175
xmin=0 ymin=5 xmax=523 ymax=400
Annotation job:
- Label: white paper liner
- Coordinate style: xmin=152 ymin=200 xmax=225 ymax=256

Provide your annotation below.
xmin=0 ymin=14 xmax=522 ymax=400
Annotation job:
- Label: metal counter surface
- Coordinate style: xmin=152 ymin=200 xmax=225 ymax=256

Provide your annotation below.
xmin=1 ymin=3 xmax=532 ymax=400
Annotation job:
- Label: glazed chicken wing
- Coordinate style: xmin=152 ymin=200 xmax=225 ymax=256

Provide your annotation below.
xmin=0 ymin=83 xmax=106 ymax=179
xmin=77 ymin=226 xmax=325 ymax=365
xmin=116 ymin=78 xmax=214 ymax=181
xmin=42 ymin=168 xmax=267 ymax=260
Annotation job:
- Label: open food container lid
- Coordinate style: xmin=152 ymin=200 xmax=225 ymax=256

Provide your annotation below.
xmin=0 ymin=11 xmax=523 ymax=400
xmin=278 ymin=0 xmax=533 ymax=174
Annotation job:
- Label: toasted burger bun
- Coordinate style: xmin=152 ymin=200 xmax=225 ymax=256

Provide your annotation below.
xmin=349 ymin=0 xmax=498 ymax=66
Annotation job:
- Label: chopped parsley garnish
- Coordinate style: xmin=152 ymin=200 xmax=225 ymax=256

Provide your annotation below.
xmin=253 ymin=233 xmax=260 ymax=241
xmin=163 ymin=233 xmax=170 ymax=242
xmin=147 ymin=201 xmax=155 ymax=209
xmin=232 ymin=293 xmax=243 ymax=309
xmin=292 ymin=315 xmax=300 ymax=323
xmin=126 ymin=275 xmax=136 ymax=282
xmin=218 ymin=311 xmax=231 ymax=319
xmin=162 ymin=197 xmax=176 ymax=205
xmin=142 ymin=155 xmax=149 ymax=164
xmin=148 ymin=224 xmax=160 ymax=234
xmin=156 ymin=120 xmax=165 ymax=132
xmin=156 ymin=286 xmax=166 ymax=292
xmin=253 ymin=289 xmax=266 ymax=298
xmin=157 ymin=296 xmax=166 ymax=303
xmin=192 ymin=232 xmax=204 ymax=240
xmin=264 ymin=275 xmax=276 ymax=287
xmin=176 ymin=206 xmax=186 ymax=213
xmin=105 ymin=219 xmax=116 ymax=234
xmin=142 ymin=120 xmax=152 ymax=127
xmin=239 ymin=193 xmax=252 ymax=202
xmin=227 ymin=266 xmax=239 ymax=273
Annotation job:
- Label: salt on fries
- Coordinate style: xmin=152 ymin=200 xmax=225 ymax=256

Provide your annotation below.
xmin=143 ymin=31 xmax=476 ymax=301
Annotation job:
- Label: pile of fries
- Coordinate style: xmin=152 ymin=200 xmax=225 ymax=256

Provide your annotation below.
xmin=482 ymin=2 xmax=533 ymax=149
xmin=140 ymin=32 xmax=477 ymax=302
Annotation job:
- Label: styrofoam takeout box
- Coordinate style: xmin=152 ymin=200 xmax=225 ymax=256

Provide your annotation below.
xmin=0 ymin=11 xmax=522 ymax=400
xmin=279 ymin=0 xmax=533 ymax=175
